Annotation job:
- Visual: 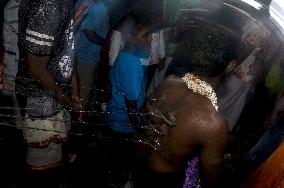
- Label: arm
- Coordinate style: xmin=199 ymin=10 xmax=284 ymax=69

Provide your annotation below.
xmin=84 ymin=29 xmax=105 ymax=46
xmin=199 ymin=118 xmax=228 ymax=188
xmin=126 ymin=99 xmax=141 ymax=132
xmin=71 ymin=68 xmax=79 ymax=98
xmin=26 ymin=54 xmax=81 ymax=110
xmin=71 ymin=69 xmax=83 ymax=122
xmin=80 ymin=3 xmax=108 ymax=46
xmin=23 ymin=1 xmax=81 ymax=110
xmin=75 ymin=4 xmax=88 ymax=30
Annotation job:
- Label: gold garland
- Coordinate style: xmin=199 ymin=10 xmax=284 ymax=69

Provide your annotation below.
xmin=182 ymin=73 xmax=218 ymax=112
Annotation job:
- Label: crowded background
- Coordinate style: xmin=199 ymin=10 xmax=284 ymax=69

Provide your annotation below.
xmin=0 ymin=0 xmax=284 ymax=187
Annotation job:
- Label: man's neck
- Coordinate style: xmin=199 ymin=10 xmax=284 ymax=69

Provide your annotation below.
xmin=197 ymin=76 xmax=221 ymax=90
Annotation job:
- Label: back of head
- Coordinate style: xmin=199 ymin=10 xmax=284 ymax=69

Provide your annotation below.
xmin=167 ymin=18 xmax=241 ymax=78
xmin=114 ymin=0 xmax=163 ymax=31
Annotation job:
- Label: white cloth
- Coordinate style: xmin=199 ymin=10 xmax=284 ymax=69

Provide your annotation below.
xmin=23 ymin=110 xmax=71 ymax=144
xmin=109 ymin=29 xmax=166 ymax=67
xmin=109 ymin=30 xmax=124 ymax=66
xmin=217 ymin=74 xmax=251 ymax=131
xmin=26 ymin=142 xmax=63 ymax=169
xmin=149 ymin=30 xmax=166 ymax=65
xmin=147 ymin=57 xmax=172 ymax=96
xmin=217 ymin=50 xmax=258 ymax=131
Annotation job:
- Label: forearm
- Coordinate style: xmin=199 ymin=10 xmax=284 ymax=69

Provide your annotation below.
xmin=84 ymin=29 xmax=105 ymax=46
xmin=71 ymin=69 xmax=79 ymax=98
xmin=27 ymin=54 xmax=65 ymax=103
xmin=200 ymin=124 xmax=228 ymax=188
xmin=125 ymin=99 xmax=140 ymax=130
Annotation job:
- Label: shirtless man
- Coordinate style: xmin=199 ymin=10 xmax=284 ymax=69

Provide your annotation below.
xmin=132 ymin=19 xmax=241 ymax=188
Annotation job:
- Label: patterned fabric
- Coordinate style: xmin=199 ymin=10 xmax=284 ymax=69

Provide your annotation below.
xmin=23 ymin=111 xmax=70 ymax=145
xmin=183 ymin=157 xmax=201 ymax=188
xmin=17 ymin=0 xmax=75 ymax=117
xmin=23 ymin=110 xmax=71 ymax=170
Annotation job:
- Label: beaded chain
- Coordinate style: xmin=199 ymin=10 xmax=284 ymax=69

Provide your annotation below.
xmin=182 ymin=73 xmax=218 ymax=112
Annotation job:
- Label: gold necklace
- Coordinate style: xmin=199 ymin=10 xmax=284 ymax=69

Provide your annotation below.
xmin=182 ymin=73 xmax=218 ymax=111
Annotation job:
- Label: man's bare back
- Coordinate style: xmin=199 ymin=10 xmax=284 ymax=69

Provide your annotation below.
xmin=147 ymin=76 xmax=228 ymax=187
xmin=132 ymin=17 xmax=240 ymax=188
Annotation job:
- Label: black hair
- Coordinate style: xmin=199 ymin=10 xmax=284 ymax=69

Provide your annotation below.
xmin=113 ymin=0 xmax=163 ymax=30
xmin=167 ymin=19 xmax=241 ymax=77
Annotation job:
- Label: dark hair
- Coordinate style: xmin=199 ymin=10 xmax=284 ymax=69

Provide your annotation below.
xmin=113 ymin=0 xmax=163 ymax=30
xmin=167 ymin=19 xmax=241 ymax=77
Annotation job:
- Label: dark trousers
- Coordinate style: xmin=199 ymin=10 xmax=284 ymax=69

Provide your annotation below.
xmin=245 ymin=113 xmax=284 ymax=167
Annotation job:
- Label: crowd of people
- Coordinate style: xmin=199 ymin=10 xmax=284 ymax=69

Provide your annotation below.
xmin=1 ymin=0 xmax=284 ymax=187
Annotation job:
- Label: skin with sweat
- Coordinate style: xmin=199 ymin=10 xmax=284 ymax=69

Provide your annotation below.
xmin=147 ymin=75 xmax=228 ymax=187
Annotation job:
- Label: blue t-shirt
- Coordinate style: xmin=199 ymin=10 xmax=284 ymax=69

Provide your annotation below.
xmin=106 ymin=51 xmax=146 ymax=133
xmin=76 ymin=0 xmax=109 ymax=64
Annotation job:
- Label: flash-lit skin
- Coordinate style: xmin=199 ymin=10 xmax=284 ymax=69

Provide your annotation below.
xmin=147 ymin=75 xmax=228 ymax=188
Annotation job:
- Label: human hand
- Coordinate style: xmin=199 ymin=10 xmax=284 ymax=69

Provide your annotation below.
xmin=62 ymin=96 xmax=84 ymax=123
xmin=264 ymin=110 xmax=279 ymax=129
xmin=72 ymin=97 xmax=84 ymax=123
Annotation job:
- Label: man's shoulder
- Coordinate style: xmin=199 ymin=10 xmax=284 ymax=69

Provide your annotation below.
xmin=212 ymin=113 xmax=228 ymax=132
xmin=178 ymin=101 xmax=228 ymax=139
xmin=198 ymin=111 xmax=228 ymax=140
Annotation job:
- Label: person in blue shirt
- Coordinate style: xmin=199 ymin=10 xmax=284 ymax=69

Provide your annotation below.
xmin=75 ymin=0 xmax=109 ymax=112
xmin=106 ymin=13 xmax=154 ymax=134
xmin=102 ymin=12 xmax=155 ymax=187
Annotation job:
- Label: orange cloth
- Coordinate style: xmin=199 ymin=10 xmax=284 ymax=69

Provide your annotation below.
xmin=243 ymin=142 xmax=284 ymax=188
